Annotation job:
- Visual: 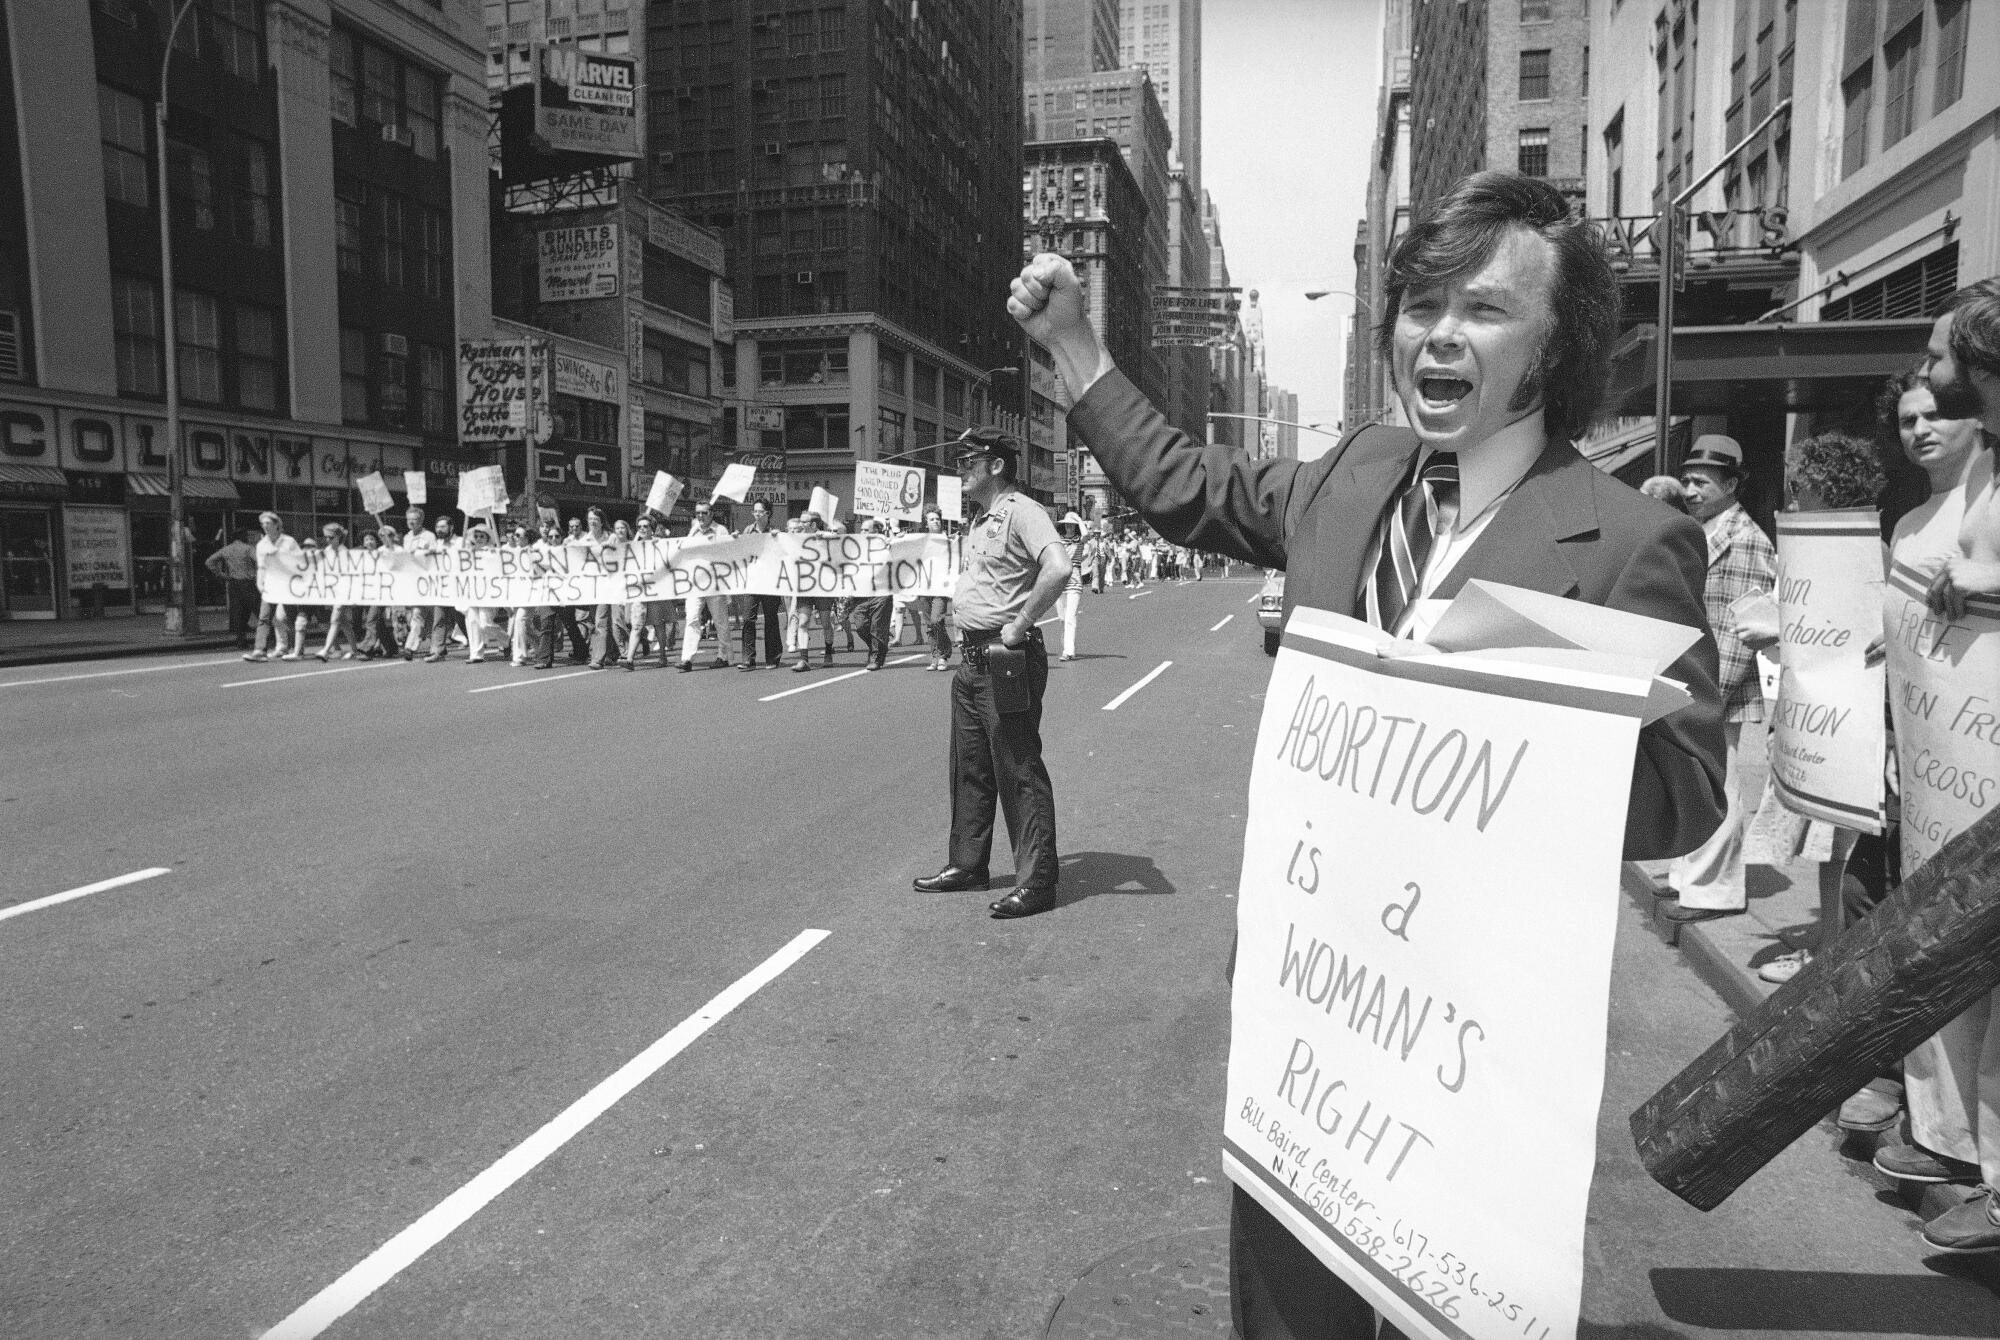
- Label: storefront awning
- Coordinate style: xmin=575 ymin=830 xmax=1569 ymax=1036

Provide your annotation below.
xmin=1577 ymin=418 xmax=1691 ymax=477
xmin=0 ymin=464 xmax=70 ymax=487
xmin=1607 ymin=317 xmax=1935 ymax=415
xmin=127 ymin=474 xmax=241 ymax=501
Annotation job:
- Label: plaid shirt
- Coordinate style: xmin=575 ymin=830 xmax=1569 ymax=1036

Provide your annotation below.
xmin=1702 ymin=502 xmax=1777 ymax=723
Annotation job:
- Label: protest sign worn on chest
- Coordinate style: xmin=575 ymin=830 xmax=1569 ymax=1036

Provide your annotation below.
xmin=1769 ymin=511 xmax=1885 ymax=832
xmin=1886 ymin=560 xmax=2000 ymax=871
xmin=1225 ymin=605 xmax=1652 ymax=1340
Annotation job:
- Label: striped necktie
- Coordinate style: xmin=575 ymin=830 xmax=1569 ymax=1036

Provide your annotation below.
xmin=1369 ymin=451 xmax=1459 ymax=634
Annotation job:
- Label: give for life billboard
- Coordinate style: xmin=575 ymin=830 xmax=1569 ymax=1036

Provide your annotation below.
xmin=1226 ymin=607 xmax=1649 ymax=1340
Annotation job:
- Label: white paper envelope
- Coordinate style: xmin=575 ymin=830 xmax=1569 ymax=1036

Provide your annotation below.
xmin=1426 ymin=579 xmax=1700 ymax=677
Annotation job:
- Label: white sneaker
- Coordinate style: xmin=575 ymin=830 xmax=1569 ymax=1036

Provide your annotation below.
xmin=1757 ymin=949 xmax=1809 ymax=984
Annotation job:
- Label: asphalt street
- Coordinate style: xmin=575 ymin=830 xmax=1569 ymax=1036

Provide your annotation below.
xmin=3 ymin=573 xmax=1997 ymax=1339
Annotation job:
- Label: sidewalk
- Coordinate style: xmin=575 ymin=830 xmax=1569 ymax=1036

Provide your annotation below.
xmin=1631 ymin=726 xmax=2000 ymax=1282
xmin=0 ymin=611 xmax=240 ymax=670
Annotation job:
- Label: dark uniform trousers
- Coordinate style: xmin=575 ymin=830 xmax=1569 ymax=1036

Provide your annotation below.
xmin=947 ymin=628 xmax=1057 ymax=888
xmin=740 ymin=594 xmax=785 ymax=664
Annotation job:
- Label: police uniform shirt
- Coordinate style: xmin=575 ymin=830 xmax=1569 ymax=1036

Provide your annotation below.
xmin=952 ymin=489 xmax=1063 ymax=632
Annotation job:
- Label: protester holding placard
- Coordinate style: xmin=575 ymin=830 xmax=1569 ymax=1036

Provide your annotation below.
xmin=921 ymin=508 xmax=955 ymax=671
xmin=400 ymin=507 xmax=439 ymax=661
xmin=851 ymin=518 xmax=895 ymax=672
xmin=243 ymin=512 xmax=301 ymax=663
xmin=734 ymin=501 xmax=786 ymax=670
xmin=677 ymin=501 xmax=735 ymax=672
xmin=1872 ymin=279 xmax=2000 ymax=1254
xmin=1012 ymin=170 xmax=1725 ymax=1338
xmin=1731 ymin=433 xmax=1886 ymax=986
xmin=422 ymin=515 xmax=467 ymax=663
xmin=312 ymin=524 xmax=363 ymax=662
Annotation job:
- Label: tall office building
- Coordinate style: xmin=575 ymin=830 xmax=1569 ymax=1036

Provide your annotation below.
xmin=0 ymin=0 xmax=491 ymax=623
xmin=1117 ymin=0 xmax=1199 ymax=201
xmin=1025 ymin=0 xmax=1119 ymax=82
xmin=1410 ymin=0 xmax=1589 ymax=219
xmin=1346 ymin=0 xmax=1411 ymax=432
xmin=1200 ymin=189 xmax=1247 ymax=451
xmin=644 ymin=2 xmax=1041 ymax=507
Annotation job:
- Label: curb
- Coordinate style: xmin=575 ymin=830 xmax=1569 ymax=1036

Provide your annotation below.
xmin=0 ymin=637 xmax=240 ymax=671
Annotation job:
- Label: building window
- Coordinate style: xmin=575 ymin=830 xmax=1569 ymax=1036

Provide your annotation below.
xmin=1881 ymin=18 xmax=1922 ymax=148
xmin=1520 ymin=0 xmax=1552 ymax=20
xmin=377 ymin=192 xmax=407 ymax=289
xmin=819 ymin=7 xmax=846 ymax=50
xmin=231 ymin=135 xmax=273 ymax=247
xmin=112 ymin=275 xmax=162 ymax=396
xmin=199 ymin=0 xmax=265 ymax=83
xmin=1516 ymin=127 xmax=1549 ymax=178
xmin=379 ymin=344 xmax=408 ymax=429
xmin=418 ymin=208 xmax=447 ymax=298
xmin=417 ymin=343 xmax=448 ymax=434
xmin=175 ymin=289 xmax=222 ymax=404
xmin=1603 ymin=109 xmax=1624 ymax=215
xmin=335 ymin=176 xmax=365 ymax=276
xmin=942 ymin=372 xmax=965 ymax=418
xmin=1841 ymin=66 xmax=1872 ymax=178
xmin=786 ymin=11 xmax=813 ymax=56
xmin=329 ymin=28 xmax=356 ymax=125
xmin=642 ymin=244 xmax=713 ymax=321
xmin=642 ymin=329 xmax=710 ymax=396
xmin=1519 ymin=49 xmax=1551 ymax=101
xmin=339 ymin=327 xmax=368 ymax=423
xmin=362 ymin=42 xmax=398 ymax=125
xmin=820 ymin=73 xmax=846 ymax=119
xmin=913 ymin=360 xmax=937 ymax=407
xmin=876 ymin=406 xmax=905 ymax=457
xmin=235 ymin=302 xmax=279 ymax=410
xmin=168 ymin=138 xmax=216 ymax=231
xmin=100 ymin=85 xmax=151 ymax=208
xmin=758 ymin=339 xmax=848 ymax=386
xmin=404 ymin=67 xmax=440 ymax=159
xmin=1821 ymin=242 xmax=1959 ymax=321
xmin=1936 ymin=0 xmax=1967 ymax=111
xmin=787 ymin=78 xmax=814 ymax=124
xmin=878 ymin=350 xmax=905 ymax=395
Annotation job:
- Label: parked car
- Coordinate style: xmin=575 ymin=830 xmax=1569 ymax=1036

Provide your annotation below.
xmin=1257 ymin=569 xmax=1285 ymax=655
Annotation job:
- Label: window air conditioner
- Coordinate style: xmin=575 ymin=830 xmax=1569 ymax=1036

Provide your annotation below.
xmin=760 ymin=141 xmax=783 ymax=156
xmin=380 ymin=123 xmax=412 ymax=147
xmin=795 ymin=271 xmax=814 ymax=284
xmin=380 ymin=333 xmax=410 ymax=358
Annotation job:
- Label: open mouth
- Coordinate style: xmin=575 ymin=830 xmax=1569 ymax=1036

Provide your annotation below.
xmin=1418 ymin=374 xmax=1473 ymax=407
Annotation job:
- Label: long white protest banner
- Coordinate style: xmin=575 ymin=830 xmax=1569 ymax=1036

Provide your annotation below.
xmin=1225 ymin=606 xmax=1651 ymax=1340
xmin=1769 ymin=511 xmax=1886 ymax=832
xmin=1886 ymin=560 xmax=2000 ymax=869
xmin=259 ymin=533 xmax=958 ymax=607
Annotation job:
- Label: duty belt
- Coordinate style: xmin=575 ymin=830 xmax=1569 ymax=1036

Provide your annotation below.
xmin=959 ymin=626 xmax=1038 ymax=673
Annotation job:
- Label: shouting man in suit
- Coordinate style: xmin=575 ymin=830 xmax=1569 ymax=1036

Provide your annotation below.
xmin=1010 ymin=171 xmax=1728 ymax=1338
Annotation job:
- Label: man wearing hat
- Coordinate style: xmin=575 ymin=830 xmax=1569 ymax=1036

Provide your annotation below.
xmin=1668 ymin=432 xmax=1776 ymax=923
xmin=913 ymin=427 xmax=1072 ymax=919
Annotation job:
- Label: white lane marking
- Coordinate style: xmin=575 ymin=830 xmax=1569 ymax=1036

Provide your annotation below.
xmin=759 ymin=653 xmax=925 ymax=702
xmin=0 ymin=867 xmax=171 ymax=925
xmin=1128 ymin=589 xmax=1152 ymax=599
xmin=220 ymin=662 xmax=405 ymax=689
xmin=260 ymin=928 xmax=830 ymax=1340
xmin=1102 ymin=660 xmax=1172 ymax=711
xmin=0 ymin=658 xmax=240 ymax=690
xmin=468 ymin=669 xmax=598 ymax=694
xmin=1210 ymin=615 xmax=1234 ymax=632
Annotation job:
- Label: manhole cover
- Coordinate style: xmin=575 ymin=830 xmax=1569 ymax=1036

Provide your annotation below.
xmin=1045 ymin=1226 xmax=1232 ymax=1338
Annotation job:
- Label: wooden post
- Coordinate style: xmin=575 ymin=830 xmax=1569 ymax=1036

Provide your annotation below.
xmin=1631 ymin=805 xmax=2000 ymax=1210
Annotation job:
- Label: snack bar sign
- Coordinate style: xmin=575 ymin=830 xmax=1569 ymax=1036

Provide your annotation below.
xmin=539 ymin=224 xmax=620 ymax=302
xmin=534 ymin=45 xmax=640 ymax=160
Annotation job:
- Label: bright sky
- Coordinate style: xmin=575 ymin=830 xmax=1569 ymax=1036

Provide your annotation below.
xmin=1202 ymin=0 xmax=1383 ymax=452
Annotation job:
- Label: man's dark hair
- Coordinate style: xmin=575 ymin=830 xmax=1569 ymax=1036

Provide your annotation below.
xmin=1946 ymin=278 xmax=2000 ymax=381
xmin=1375 ymin=171 xmax=1620 ymax=444
xmin=1786 ymin=432 xmax=1886 ymax=510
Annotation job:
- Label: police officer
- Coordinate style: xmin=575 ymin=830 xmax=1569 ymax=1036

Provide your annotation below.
xmin=912 ymin=427 xmax=1071 ymax=918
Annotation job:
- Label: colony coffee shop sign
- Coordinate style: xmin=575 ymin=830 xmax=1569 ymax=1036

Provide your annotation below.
xmin=1226 ymin=594 xmax=1682 ymax=1340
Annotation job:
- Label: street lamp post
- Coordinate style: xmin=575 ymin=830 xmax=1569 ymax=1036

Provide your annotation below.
xmin=158 ymin=0 xmax=198 ymax=636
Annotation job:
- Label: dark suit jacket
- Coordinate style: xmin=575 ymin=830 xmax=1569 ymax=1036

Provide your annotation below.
xmin=1068 ymin=370 xmax=1726 ymax=861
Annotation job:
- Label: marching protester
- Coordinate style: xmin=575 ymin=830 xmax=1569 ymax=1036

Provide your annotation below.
xmin=735 ymin=500 xmax=785 ymax=670
xmin=206 ymin=526 xmax=260 ymax=649
xmin=313 ymin=524 xmax=361 ymax=661
xmin=461 ymin=524 xmax=508 ymax=663
xmin=920 ymin=507 xmax=955 ymax=671
xmin=912 ymin=427 xmax=1071 ymax=920
xmin=678 ymin=500 xmax=734 ymax=671
xmin=1871 ymin=279 xmax=2000 ymax=1253
xmin=1057 ymin=511 xmax=1087 ymax=661
xmin=625 ymin=514 xmax=679 ymax=669
xmin=1660 ymin=435 xmax=1777 ymax=925
xmin=1011 ymin=170 xmax=1725 ymax=1336
xmin=355 ymin=529 xmax=397 ymax=659
xmin=399 ymin=505 xmax=438 ymax=661
xmin=851 ymin=517 xmax=895 ymax=671
xmin=423 ymin=514 xmax=466 ymax=663
xmin=242 ymin=512 xmax=300 ymax=663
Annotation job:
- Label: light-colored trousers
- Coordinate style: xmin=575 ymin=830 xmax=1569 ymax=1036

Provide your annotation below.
xmin=1058 ymin=588 xmax=1081 ymax=658
xmin=681 ymin=594 xmax=732 ymax=664
xmin=1909 ymin=987 xmax=2000 ymax=1187
xmin=1671 ymin=720 xmax=1747 ymax=910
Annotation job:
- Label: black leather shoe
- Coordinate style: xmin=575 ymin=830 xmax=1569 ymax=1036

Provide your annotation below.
xmin=989 ymin=886 xmax=1057 ymax=919
xmin=913 ymin=866 xmax=988 ymax=893
xmin=1660 ymin=901 xmax=1742 ymax=924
